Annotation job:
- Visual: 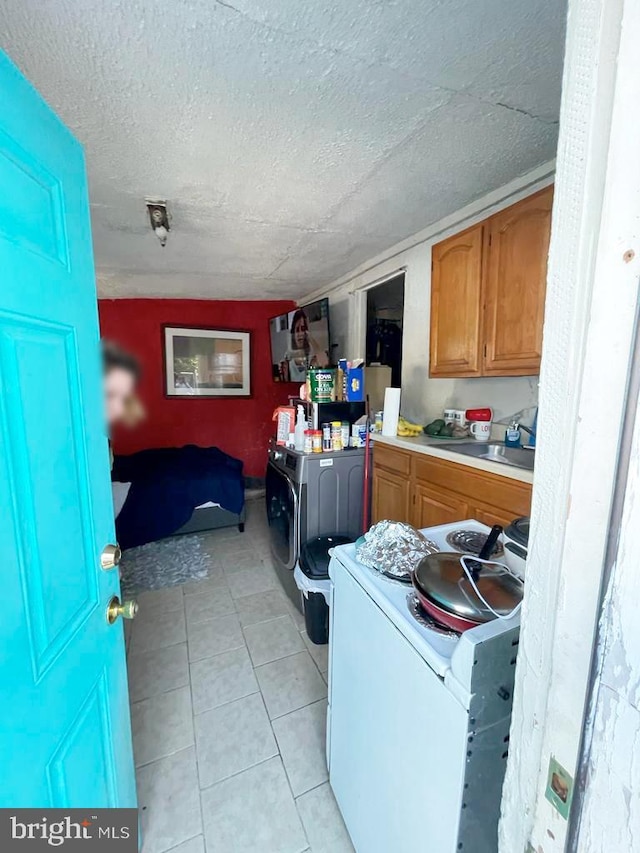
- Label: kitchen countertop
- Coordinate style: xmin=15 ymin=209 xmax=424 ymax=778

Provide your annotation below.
xmin=371 ymin=433 xmax=534 ymax=485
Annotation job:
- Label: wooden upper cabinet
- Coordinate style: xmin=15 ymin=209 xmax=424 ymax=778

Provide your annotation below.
xmin=429 ymin=185 xmax=553 ymax=377
xmin=483 ymin=186 xmax=553 ymax=375
xmin=429 ymin=223 xmax=484 ymax=377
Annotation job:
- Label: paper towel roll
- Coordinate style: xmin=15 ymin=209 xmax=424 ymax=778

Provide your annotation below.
xmin=382 ymin=387 xmax=401 ymax=436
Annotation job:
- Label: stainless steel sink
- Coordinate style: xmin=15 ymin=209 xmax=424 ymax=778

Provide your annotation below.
xmin=442 ymin=442 xmax=535 ymax=471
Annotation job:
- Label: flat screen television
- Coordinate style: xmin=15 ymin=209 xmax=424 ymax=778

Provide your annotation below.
xmin=269 ymin=297 xmax=331 ymax=382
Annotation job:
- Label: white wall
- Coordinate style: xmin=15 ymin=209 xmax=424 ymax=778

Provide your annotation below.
xmin=304 ymin=164 xmax=554 ymax=426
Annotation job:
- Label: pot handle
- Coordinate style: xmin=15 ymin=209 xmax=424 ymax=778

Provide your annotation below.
xmin=479 ymin=525 xmax=503 ymax=560
xmin=468 ymin=525 xmax=503 ymax=580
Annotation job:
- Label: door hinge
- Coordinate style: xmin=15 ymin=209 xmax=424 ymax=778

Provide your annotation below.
xmin=488 ymin=233 xmax=492 ymax=246
xmin=483 ymin=344 xmax=487 ymax=357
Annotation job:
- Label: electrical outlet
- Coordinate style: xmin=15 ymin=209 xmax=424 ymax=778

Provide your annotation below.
xmin=544 ymin=755 xmax=574 ymax=819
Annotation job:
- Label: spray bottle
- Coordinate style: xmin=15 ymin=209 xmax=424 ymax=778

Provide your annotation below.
xmin=294 ymin=405 xmax=306 ymax=452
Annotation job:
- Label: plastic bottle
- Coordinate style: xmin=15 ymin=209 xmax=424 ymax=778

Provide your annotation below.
xmin=303 ymin=429 xmax=313 ymax=454
xmin=505 ymin=421 xmax=521 ymax=448
xmin=294 ymin=405 xmax=306 ymax=452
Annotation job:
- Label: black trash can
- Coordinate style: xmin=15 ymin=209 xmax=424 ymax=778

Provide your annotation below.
xmin=298 ymin=535 xmax=351 ymax=645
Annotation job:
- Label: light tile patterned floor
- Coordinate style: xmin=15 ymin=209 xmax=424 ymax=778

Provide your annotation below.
xmin=127 ymin=499 xmax=354 ymax=853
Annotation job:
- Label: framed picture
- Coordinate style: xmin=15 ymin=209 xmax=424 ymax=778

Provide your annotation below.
xmin=163 ymin=325 xmax=251 ymax=397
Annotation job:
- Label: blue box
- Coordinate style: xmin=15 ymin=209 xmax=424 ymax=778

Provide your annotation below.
xmin=346 ymin=366 xmax=365 ymax=401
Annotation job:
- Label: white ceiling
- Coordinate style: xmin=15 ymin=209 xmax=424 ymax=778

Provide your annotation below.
xmin=0 ymin=1 xmax=565 ymax=300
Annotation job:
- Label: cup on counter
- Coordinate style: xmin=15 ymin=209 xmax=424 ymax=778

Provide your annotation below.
xmin=469 ymin=421 xmax=491 ymax=442
xmin=444 ymin=408 xmax=467 ymax=426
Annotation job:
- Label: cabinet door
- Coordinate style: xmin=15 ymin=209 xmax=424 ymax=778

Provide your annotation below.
xmin=372 ymin=468 xmax=411 ymax=524
xmin=430 ymin=223 xmax=484 ymax=377
xmin=483 ymin=186 xmax=553 ymax=375
xmin=412 ymin=483 xmax=469 ymax=528
xmin=467 ymin=501 xmax=519 ymax=530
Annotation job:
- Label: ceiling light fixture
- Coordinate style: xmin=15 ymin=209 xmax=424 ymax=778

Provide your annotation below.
xmin=145 ymin=199 xmax=170 ymax=247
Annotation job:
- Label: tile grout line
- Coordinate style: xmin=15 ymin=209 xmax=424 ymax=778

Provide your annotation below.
xmin=187 ymin=637 xmax=249 ymax=667
xmin=133 ymin=597 xmax=193 ymax=773
xmin=242 ymin=614 xmax=306 ymax=668
xmin=130 ymin=680 xmax=192 ymax=712
xmin=136 ymin=742 xmax=194 ymax=771
xmin=127 ymin=651 xmax=190 ymax=704
xmin=294 ymin=776 xmax=333 ymax=802
xmin=197 ymin=752 xmax=279 ymax=795
xmin=251 ymin=644 xmax=317 ymax=672
xmin=196 ymin=750 xmax=312 ymax=852
xmin=192 ymin=687 xmax=261 ymax=718
xmin=188 ymin=643 xmax=246 ymax=665
xmin=161 ymin=831 xmax=203 ymax=853
xmin=184 ymin=583 xmax=206 ymax=850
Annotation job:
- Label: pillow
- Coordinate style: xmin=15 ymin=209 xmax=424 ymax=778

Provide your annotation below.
xmin=112 ymin=481 xmax=132 ymax=518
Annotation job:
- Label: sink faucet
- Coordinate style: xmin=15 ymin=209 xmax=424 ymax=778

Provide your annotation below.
xmin=513 ymin=421 xmax=536 ymax=448
xmin=515 ymin=422 xmax=534 ymax=437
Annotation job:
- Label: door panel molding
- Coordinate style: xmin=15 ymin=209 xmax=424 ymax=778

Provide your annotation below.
xmin=46 ymin=668 xmax=117 ymax=808
xmin=0 ymin=316 xmax=98 ymax=680
xmin=0 ymin=129 xmax=69 ymax=266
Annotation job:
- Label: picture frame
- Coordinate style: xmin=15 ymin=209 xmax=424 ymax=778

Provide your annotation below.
xmin=163 ymin=325 xmax=251 ymax=397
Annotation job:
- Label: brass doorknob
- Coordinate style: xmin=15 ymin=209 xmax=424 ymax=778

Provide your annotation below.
xmin=106 ymin=596 xmax=138 ymax=625
xmin=101 ymin=544 xmax=122 ymax=571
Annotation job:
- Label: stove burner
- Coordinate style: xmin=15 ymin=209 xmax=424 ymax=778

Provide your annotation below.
xmin=406 ymin=594 xmax=460 ymax=638
xmin=445 ymin=529 xmax=504 ymax=557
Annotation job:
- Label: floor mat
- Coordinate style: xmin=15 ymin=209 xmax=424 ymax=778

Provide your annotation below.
xmin=120 ymin=534 xmax=212 ymax=594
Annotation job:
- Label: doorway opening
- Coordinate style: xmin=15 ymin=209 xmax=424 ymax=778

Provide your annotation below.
xmin=365 ymin=273 xmax=405 ymax=391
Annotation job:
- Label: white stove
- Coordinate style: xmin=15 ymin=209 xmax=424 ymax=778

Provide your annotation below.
xmin=326 ymin=519 xmax=523 ymax=853
xmin=329 ymin=519 xmax=523 ymax=685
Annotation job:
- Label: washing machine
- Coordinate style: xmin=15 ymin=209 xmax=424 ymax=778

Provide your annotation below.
xmin=266 ymin=438 xmax=365 ymax=608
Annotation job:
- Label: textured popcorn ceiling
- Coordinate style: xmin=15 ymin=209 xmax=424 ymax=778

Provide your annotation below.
xmin=0 ymin=0 xmax=564 ymax=299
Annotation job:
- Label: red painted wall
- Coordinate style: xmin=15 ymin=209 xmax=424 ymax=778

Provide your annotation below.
xmin=98 ymin=298 xmax=297 ymax=477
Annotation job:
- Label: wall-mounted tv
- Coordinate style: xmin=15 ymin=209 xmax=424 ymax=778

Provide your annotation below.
xmin=269 ymin=297 xmax=331 ymax=382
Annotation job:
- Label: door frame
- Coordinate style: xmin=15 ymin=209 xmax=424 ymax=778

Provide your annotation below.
xmin=500 ymin=0 xmax=640 ymax=849
xmin=352 ymin=268 xmax=406 ymax=361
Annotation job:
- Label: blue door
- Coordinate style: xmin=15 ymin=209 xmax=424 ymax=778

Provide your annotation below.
xmin=0 ymin=51 xmax=137 ymax=807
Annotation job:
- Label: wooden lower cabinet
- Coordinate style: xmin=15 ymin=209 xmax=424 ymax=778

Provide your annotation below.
xmin=467 ymin=501 xmax=521 ymax=530
xmin=371 ymin=443 xmax=531 ymax=528
xmin=371 ymin=466 xmax=411 ymax=523
xmin=413 ymin=483 xmax=468 ymax=528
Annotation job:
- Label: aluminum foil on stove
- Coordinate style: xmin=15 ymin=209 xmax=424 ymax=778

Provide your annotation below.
xmin=357 ymin=520 xmax=439 ymax=580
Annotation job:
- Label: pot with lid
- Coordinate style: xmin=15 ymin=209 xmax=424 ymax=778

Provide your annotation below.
xmin=412 ymin=525 xmax=524 ymax=633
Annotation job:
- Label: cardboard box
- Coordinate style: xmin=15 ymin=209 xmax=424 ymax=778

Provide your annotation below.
xmin=273 ymin=406 xmax=295 ymax=445
xmin=364 ymin=365 xmax=392 ymax=412
xmin=346 ymin=365 xmax=365 ymax=402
